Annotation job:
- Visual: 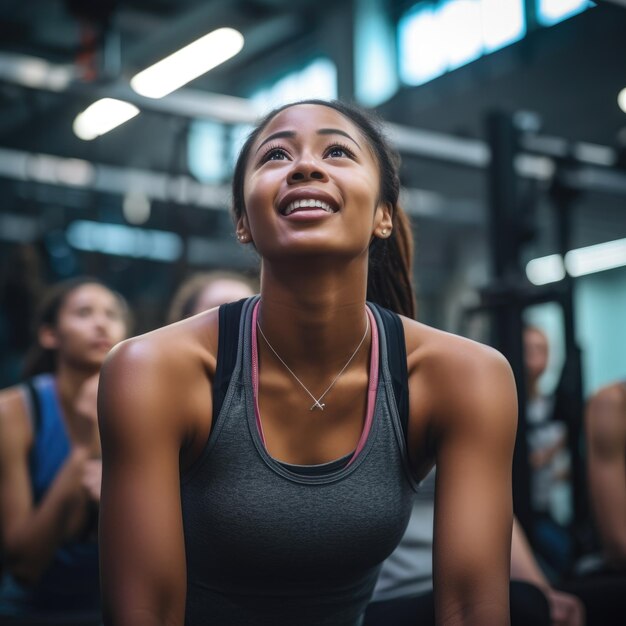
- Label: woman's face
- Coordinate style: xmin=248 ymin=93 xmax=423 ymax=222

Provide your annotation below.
xmin=240 ymin=104 xmax=392 ymax=262
xmin=193 ymin=279 xmax=255 ymax=314
xmin=41 ymin=283 xmax=127 ymax=371
xmin=524 ymin=327 xmax=549 ymax=383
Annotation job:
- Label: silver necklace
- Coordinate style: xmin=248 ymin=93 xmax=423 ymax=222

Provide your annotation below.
xmin=256 ymin=313 xmax=370 ymax=411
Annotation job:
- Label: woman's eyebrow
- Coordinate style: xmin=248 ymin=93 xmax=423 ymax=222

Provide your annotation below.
xmin=255 ymin=127 xmax=361 ymax=154
xmin=317 ymin=128 xmax=361 ymax=149
xmin=255 ymin=130 xmax=296 ymax=153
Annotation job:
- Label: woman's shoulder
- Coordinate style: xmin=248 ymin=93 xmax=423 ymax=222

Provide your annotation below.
xmin=99 ymin=308 xmax=221 ymax=443
xmin=0 ymin=383 xmax=27 ymax=408
xmin=588 ymin=381 xmax=626 ymax=409
xmin=106 ymin=307 xmax=220 ymax=379
xmin=101 ymin=308 xmax=219 ymax=411
xmin=0 ymin=383 xmax=32 ymax=450
xmin=586 ymin=380 xmax=626 ymax=439
xmin=399 ymin=316 xmax=510 ymax=378
xmin=399 ymin=316 xmax=515 ymax=429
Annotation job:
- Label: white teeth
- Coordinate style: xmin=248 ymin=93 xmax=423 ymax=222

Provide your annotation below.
xmin=283 ymin=199 xmax=334 ymax=215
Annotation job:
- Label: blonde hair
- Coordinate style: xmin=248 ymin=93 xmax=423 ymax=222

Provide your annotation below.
xmin=167 ymin=271 xmax=257 ymax=324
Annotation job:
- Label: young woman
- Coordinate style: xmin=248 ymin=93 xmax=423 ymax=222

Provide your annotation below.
xmin=99 ymin=100 xmax=517 ymax=626
xmin=166 ymin=271 xmax=256 ymax=324
xmin=0 ymin=277 xmax=128 ymax=623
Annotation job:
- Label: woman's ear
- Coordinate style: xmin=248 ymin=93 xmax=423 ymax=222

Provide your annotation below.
xmin=236 ymin=214 xmax=252 ymax=244
xmin=374 ymin=201 xmax=393 ymax=239
xmin=38 ymin=325 xmax=59 ymax=350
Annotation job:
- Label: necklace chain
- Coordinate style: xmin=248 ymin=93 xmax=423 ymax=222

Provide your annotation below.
xmin=256 ymin=313 xmax=370 ymax=411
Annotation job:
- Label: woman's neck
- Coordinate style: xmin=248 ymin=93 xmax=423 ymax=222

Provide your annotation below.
xmin=526 ymin=378 xmax=540 ymax=400
xmin=258 ymin=257 xmax=370 ymax=371
xmin=54 ymin=361 xmax=97 ymax=423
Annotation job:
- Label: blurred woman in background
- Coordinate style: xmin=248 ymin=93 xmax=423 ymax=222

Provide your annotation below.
xmin=0 ymin=277 xmax=128 ymax=625
xmin=167 ymin=271 xmax=256 ymax=324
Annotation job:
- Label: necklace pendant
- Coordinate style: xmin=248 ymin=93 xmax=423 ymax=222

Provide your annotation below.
xmin=257 ymin=313 xmax=369 ymax=417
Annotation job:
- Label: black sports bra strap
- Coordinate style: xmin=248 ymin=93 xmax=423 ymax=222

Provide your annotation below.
xmin=212 ymin=298 xmax=247 ymax=424
xmin=23 ymin=378 xmax=42 ymax=435
xmin=23 ymin=377 xmax=42 ymax=476
xmin=369 ymin=303 xmax=409 ymax=443
xmin=212 ymin=299 xmax=410 ymax=443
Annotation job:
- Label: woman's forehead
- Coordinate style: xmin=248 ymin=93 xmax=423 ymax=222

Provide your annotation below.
xmin=64 ymin=284 xmax=116 ymax=307
xmin=256 ymin=103 xmax=363 ymax=144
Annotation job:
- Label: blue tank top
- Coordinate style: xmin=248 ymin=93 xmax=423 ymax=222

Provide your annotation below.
xmin=0 ymin=374 xmax=100 ymax=616
xmin=181 ymin=297 xmax=419 ymax=626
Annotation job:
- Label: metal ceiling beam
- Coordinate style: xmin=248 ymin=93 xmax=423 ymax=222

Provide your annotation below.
xmin=0 ymin=145 xmax=482 ymax=223
xmin=0 ymin=52 xmax=623 ymax=190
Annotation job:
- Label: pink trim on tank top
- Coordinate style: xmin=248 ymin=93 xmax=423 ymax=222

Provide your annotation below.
xmin=250 ymin=301 xmax=379 ymax=467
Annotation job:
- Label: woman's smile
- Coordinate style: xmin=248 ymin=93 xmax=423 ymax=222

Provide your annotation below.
xmin=278 ymin=188 xmax=339 ymax=219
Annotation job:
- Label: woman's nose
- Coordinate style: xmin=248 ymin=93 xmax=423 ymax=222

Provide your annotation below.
xmin=287 ymin=157 xmax=328 ymax=184
xmin=94 ymin=312 xmax=110 ymax=331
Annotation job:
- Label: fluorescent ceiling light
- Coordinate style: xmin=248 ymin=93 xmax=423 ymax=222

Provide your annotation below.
xmin=0 ymin=54 xmax=73 ymax=91
xmin=440 ymin=0 xmax=483 ymax=71
xmin=123 ymin=191 xmax=151 ymax=225
xmin=526 ymin=254 xmax=565 ymax=285
xmin=618 ymin=87 xmax=626 ymax=114
xmin=481 ymin=0 xmax=526 ymax=53
xmin=130 ymin=27 xmax=244 ymax=99
xmin=73 ymin=98 xmax=140 ymax=140
xmin=399 ymin=6 xmax=447 ymax=85
xmin=565 ymin=238 xmax=626 ymax=277
xmin=526 ymin=237 xmax=626 ymax=284
xmin=537 ymin=0 xmax=592 ymax=26
xmin=398 ymin=0 xmax=526 ymax=86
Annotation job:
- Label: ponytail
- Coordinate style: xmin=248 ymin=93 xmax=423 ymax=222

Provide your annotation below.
xmin=367 ymin=205 xmax=416 ymax=319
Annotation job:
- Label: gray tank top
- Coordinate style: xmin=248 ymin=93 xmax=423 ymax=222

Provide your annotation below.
xmin=181 ymin=297 xmax=418 ymax=626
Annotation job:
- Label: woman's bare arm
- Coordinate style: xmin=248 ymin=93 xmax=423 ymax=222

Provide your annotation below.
xmin=511 ymin=518 xmax=585 ymax=626
xmin=98 ymin=330 xmax=209 ymax=626
xmin=585 ymin=383 xmax=626 ymax=568
xmin=424 ymin=338 xmax=517 ymax=626
xmin=0 ymin=388 xmax=91 ymax=584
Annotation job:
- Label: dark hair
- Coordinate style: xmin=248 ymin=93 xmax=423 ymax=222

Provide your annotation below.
xmin=232 ymin=99 xmax=416 ymax=319
xmin=23 ymin=277 xmax=130 ymax=378
xmin=167 ymin=271 xmax=258 ymax=324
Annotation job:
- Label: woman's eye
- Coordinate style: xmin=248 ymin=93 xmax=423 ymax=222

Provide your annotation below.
xmin=263 ymin=148 xmax=288 ymax=162
xmin=326 ymin=145 xmax=352 ymax=159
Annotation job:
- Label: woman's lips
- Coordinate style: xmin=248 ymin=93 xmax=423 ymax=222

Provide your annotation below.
xmin=280 ymin=208 xmax=335 ymax=221
xmin=91 ymin=340 xmax=113 ymax=350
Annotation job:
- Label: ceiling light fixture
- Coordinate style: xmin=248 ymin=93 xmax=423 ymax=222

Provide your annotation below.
xmin=130 ymin=27 xmax=244 ymax=99
xmin=618 ymin=87 xmax=626 ymax=114
xmin=565 ymin=237 xmax=626 ymax=277
xmin=526 ymin=237 xmax=626 ymax=285
xmin=73 ymin=98 xmax=140 ymax=140
xmin=526 ymin=254 xmax=566 ymax=285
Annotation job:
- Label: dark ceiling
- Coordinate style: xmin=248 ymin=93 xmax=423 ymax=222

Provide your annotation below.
xmin=2 ymin=2 xmax=625 ymax=170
